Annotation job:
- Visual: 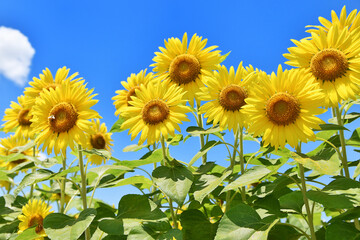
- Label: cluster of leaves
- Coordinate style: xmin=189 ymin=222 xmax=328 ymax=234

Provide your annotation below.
xmin=1 ymin=100 xmax=360 ymax=239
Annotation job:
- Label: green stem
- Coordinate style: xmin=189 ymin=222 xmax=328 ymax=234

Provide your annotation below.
xmin=197 ymin=112 xmax=206 ymax=164
xmin=239 ymin=129 xmax=246 ymax=202
xmin=160 ymin=136 xmax=170 ymax=165
xmin=296 ymin=145 xmax=316 ymax=240
xmin=169 ymin=198 xmax=178 ymax=229
xmin=78 ymin=145 xmax=90 ymax=240
xmin=60 ymin=150 xmax=66 ymax=213
xmin=225 ymin=129 xmax=240 ymax=212
xmin=334 ymin=107 xmax=350 ymax=178
xmin=29 ymin=146 xmax=36 ymax=199
xmin=277 ymin=223 xmax=311 ymax=240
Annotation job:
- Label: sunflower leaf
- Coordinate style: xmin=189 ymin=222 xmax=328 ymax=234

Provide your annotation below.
xmin=110 ymin=117 xmax=126 ymax=133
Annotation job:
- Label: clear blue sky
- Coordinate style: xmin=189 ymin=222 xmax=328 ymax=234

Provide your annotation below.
xmin=0 ymin=0 xmax=359 ymax=207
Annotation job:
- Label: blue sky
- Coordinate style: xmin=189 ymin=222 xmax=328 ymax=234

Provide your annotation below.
xmin=0 ymin=0 xmax=359 ymax=207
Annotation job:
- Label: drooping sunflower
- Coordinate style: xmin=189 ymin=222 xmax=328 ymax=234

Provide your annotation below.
xmin=307 ymin=6 xmax=360 ymax=34
xmin=243 ymin=66 xmax=325 ymax=149
xmin=121 ymin=81 xmax=191 ymax=145
xmin=284 ymin=24 xmax=360 ymax=107
xmin=151 ymin=33 xmax=222 ymax=105
xmin=112 ymin=69 xmax=155 ymax=117
xmin=18 ymin=199 xmax=53 ymax=239
xmin=0 ymin=135 xmax=33 ymax=171
xmin=2 ymin=95 xmax=34 ymax=139
xmin=31 ymin=81 xmax=100 ymax=155
xmin=198 ymin=63 xmax=254 ymax=132
xmin=85 ymin=119 xmax=113 ymax=165
xmin=24 ymin=66 xmax=82 ymax=106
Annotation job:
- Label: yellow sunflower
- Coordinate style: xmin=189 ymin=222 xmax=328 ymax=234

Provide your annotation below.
xmin=243 ymin=66 xmax=325 ymax=149
xmin=198 ymin=63 xmax=253 ymax=132
xmin=24 ymin=66 xmax=82 ymax=106
xmin=307 ymin=6 xmax=360 ymax=34
xmin=121 ymin=81 xmax=191 ymax=145
xmin=18 ymin=199 xmax=53 ymax=240
xmin=50 ymin=192 xmax=71 ymax=204
xmin=31 ymin=80 xmax=100 ymax=155
xmin=112 ymin=69 xmax=155 ymax=117
xmin=284 ymin=24 xmax=360 ymax=107
xmin=85 ymin=119 xmax=113 ymax=165
xmin=151 ymin=33 xmax=222 ymax=105
xmin=0 ymin=135 xmax=33 ymax=171
xmin=2 ymin=95 xmax=34 ymax=139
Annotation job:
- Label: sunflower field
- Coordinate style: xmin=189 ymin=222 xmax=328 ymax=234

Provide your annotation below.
xmin=1 ymin=5 xmax=360 ymax=240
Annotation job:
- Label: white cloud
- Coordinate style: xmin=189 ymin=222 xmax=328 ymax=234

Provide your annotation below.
xmin=0 ymin=26 xmax=35 ymax=86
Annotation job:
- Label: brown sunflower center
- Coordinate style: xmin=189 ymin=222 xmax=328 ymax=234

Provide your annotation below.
xmin=266 ymin=93 xmax=300 ymax=126
xmin=169 ymin=54 xmax=201 ymax=85
xmin=90 ymin=133 xmax=106 ymax=149
xmin=142 ymin=100 xmax=170 ymax=125
xmin=28 ymin=214 xmax=44 ymax=234
xmin=18 ymin=109 xmax=32 ymax=126
xmin=219 ymin=85 xmax=247 ymax=111
xmin=126 ymin=86 xmax=140 ymax=106
xmin=48 ymin=102 xmax=78 ymax=133
xmin=310 ymin=48 xmax=348 ymax=82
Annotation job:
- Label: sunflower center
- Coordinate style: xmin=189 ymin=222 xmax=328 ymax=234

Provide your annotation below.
xmin=219 ymin=85 xmax=247 ymax=111
xmin=266 ymin=93 xmax=300 ymax=126
xmin=310 ymin=49 xmax=348 ymax=81
xmin=169 ymin=54 xmax=201 ymax=85
xmin=28 ymin=214 xmax=44 ymax=234
xmin=48 ymin=102 xmax=78 ymax=133
xmin=18 ymin=109 xmax=31 ymax=126
xmin=90 ymin=133 xmax=106 ymax=149
xmin=126 ymin=86 xmax=140 ymax=106
xmin=142 ymin=100 xmax=170 ymax=125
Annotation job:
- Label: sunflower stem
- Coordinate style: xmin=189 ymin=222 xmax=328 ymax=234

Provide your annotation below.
xmin=197 ymin=112 xmax=206 ymax=165
xmin=296 ymin=145 xmax=316 ymax=240
xmin=29 ymin=146 xmax=36 ymax=199
xmin=160 ymin=136 xmax=170 ymax=165
xmin=238 ymin=129 xmax=246 ymax=202
xmin=334 ymin=106 xmax=350 ymax=178
xmin=78 ymin=144 xmax=90 ymax=240
xmin=169 ymin=198 xmax=178 ymax=229
xmin=60 ymin=150 xmax=66 ymax=213
xmin=225 ymin=129 xmax=240 ymax=212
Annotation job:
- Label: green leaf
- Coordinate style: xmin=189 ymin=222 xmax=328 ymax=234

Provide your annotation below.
xmin=166 ymin=134 xmax=183 ymax=146
xmin=278 ymin=191 xmax=304 ymax=213
xmin=98 ymin=218 xmax=125 ymax=236
xmin=180 ymin=209 xmax=216 ymax=240
xmin=158 ymin=229 xmax=182 ymax=240
xmin=214 ymin=203 xmax=270 ymax=240
xmin=186 ymin=126 xmax=221 ymax=136
xmin=14 ymin=169 xmax=53 ymax=197
xmin=354 ymin=161 xmax=360 ymax=179
xmin=307 ymin=190 xmax=355 ymax=209
xmin=123 ymin=144 xmax=147 ymax=152
xmin=193 ymin=170 xmax=231 ymax=203
xmin=330 ymin=207 xmax=360 ymax=223
xmin=110 ymin=117 xmax=126 ymax=133
xmin=82 ymin=148 xmax=111 ymax=159
xmin=100 ymin=175 xmax=152 ymax=189
xmin=317 ymin=123 xmax=349 ymax=131
xmin=347 ymin=127 xmax=360 ymax=147
xmin=115 ymin=149 xmax=163 ymax=168
xmin=15 ymin=226 xmax=39 ymax=240
xmin=152 ymin=163 xmax=193 ymax=205
xmin=188 ymin=141 xmax=220 ymax=167
xmin=221 ymin=166 xmax=271 ymax=193
xmin=291 ymin=151 xmax=340 ymax=175
xmin=268 ymin=224 xmax=302 ymax=240
xmin=325 ymin=221 xmax=360 ymax=240
xmin=43 ymin=208 xmax=96 ymax=240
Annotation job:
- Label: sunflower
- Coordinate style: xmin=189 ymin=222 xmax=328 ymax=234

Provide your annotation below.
xmin=112 ymin=69 xmax=155 ymax=117
xmin=121 ymin=81 xmax=191 ymax=145
xmin=2 ymin=95 xmax=34 ymax=139
xmin=24 ymin=66 xmax=82 ymax=106
xmin=284 ymin=24 xmax=360 ymax=107
xmin=0 ymin=135 xmax=33 ymax=171
xmin=18 ymin=199 xmax=53 ymax=239
xmin=198 ymin=63 xmax=253 ymax=132
xmin=151 ymin=33 xmax=222 ymax=105
xmin=50 ymin=192 xmax=71 ymax=204
xmin=31 ymin=80 xmax=100 ymax=155
xmin=243 ymin=66 xmax=325 ymax=149
xmin=307 ymin=6 xmax=360 ymax=34
xmin=85 ymin=119 xmax=113 ymax=165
